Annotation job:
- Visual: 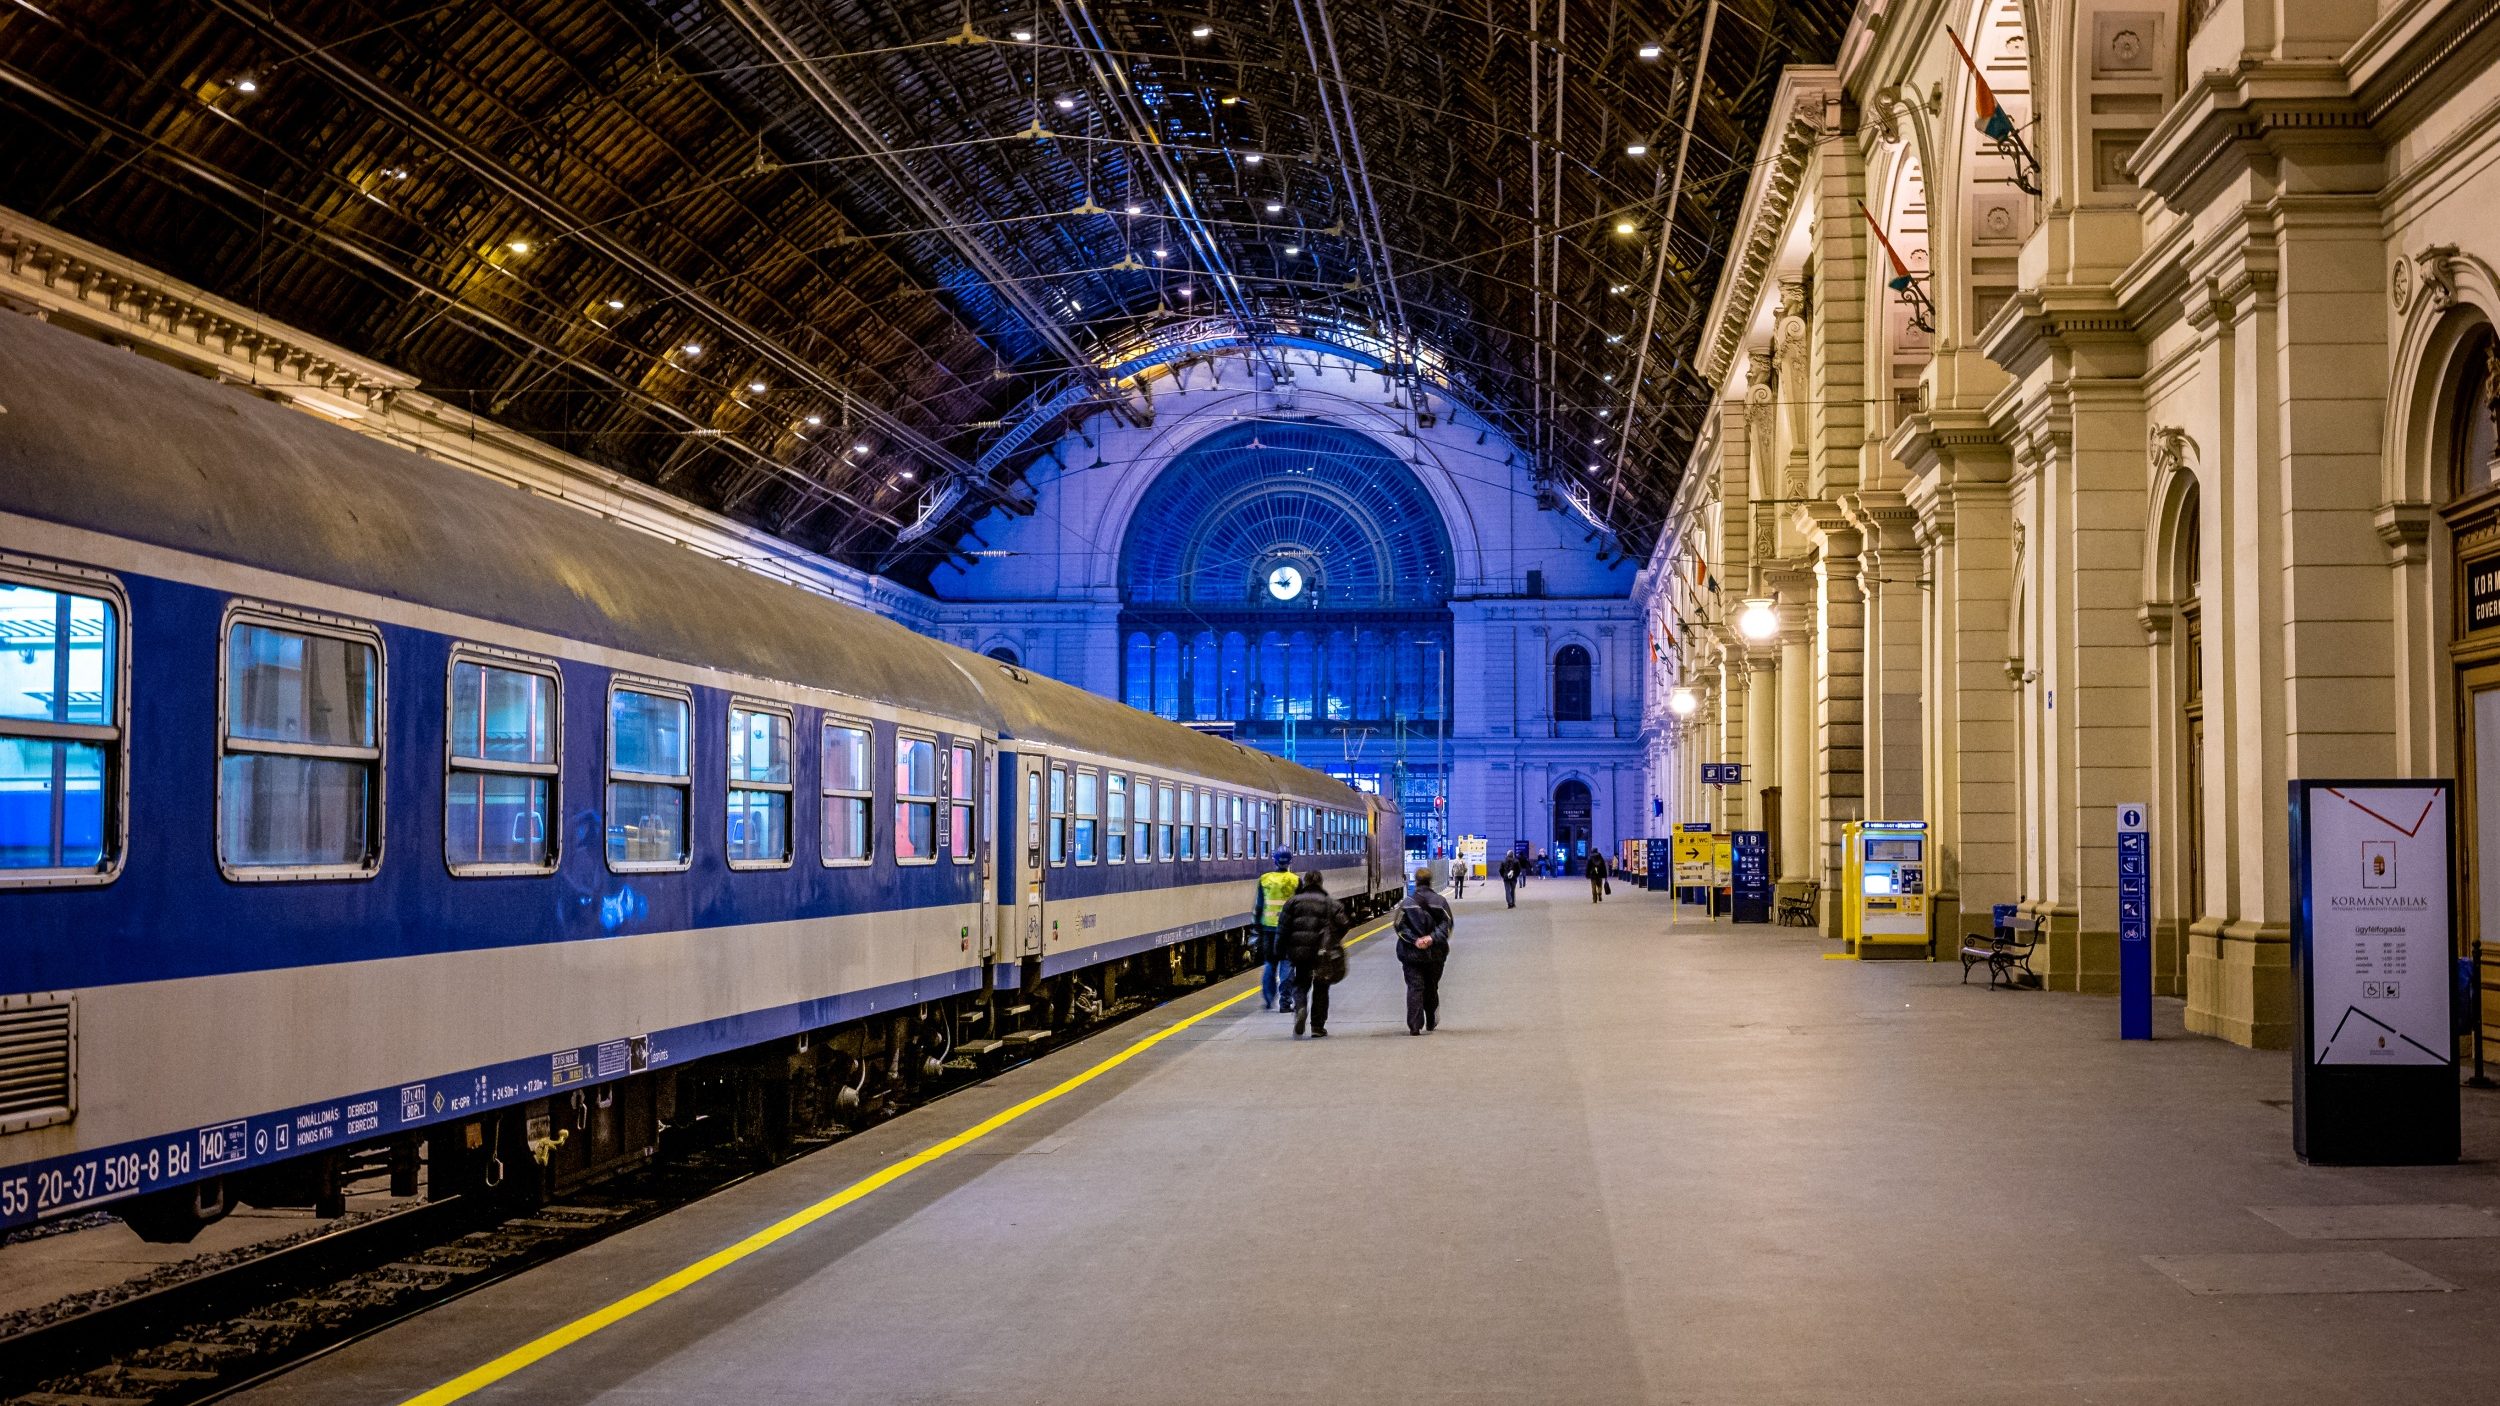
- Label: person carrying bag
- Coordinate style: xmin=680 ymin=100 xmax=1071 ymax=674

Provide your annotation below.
xmin=1278 ymin=870 xmax=1348 ymax=1038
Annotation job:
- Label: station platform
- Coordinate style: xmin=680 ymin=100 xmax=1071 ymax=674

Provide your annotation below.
xmin=233 ymin=884 xmax=2500 ymax=1405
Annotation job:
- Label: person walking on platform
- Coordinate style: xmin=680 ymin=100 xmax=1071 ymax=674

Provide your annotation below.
xmin=1586 ymin=850 xmax=1610 ymax=903
xmin=1254 ymin=851 xmax=1302 ymax=1012
xmin=1499 ymin=849 xmax=1525 ymax=908
xmin=1451 ymin=858 xmax=1467 ymax=899
xmin=1396 ymin=868 xmax=1454 ymax=1035
xmin=1278 ymin=870 xmax=1348 ymax=1038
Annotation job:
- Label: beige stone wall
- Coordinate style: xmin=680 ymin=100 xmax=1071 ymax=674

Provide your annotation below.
xmin=1639 ymin=0 xmax=2500 ymax=1049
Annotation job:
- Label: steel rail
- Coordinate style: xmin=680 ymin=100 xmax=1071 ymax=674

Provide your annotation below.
xmin=204 ymin=0 xmax=972 ymax=488
xmin=1605 ymin=0 xmax=1720 ymax=527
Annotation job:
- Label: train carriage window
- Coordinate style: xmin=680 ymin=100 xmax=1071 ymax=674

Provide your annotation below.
xmin=1178 ymin=787 xmax=1196 ymax=860
xmin=821 ymin=720 xmax=872 ymax=865
xmin=605 ymin=681 xmax=690 ymax=871
xmin=1199 ymin=788 xmax=1213 ymax=860
xmin=1157 ymin=782 xmax=1175 ymax=862
xmin=221 ymin=612 xmax=383 ymax=878
xmin=726 ymin=702 xmax=793 ymax=868
xmin=948 ymin=742 xmax=976 ymax=864
xmin=1230 ymin=795 xmax=1244 ymax=860
xmin=1131 ymin=775 xmax=1151 ymax=861
xmin=1074 ymin=769 xmax=1099 ymax=864
xmin=1 ymin=572 xmax=126 ymax=883
xmin=895 ymin=734 xmax=938 ymax=863
xmin=1106 ymin=773 xmax=1128 ymax=862
xmin=446 ymin=651 xmax=558 ymax=874
xmin=1048 ymin=763 xmax=1068 ymax=867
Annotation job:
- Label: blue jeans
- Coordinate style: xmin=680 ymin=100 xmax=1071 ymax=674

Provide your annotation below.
xmin=1263 ymin=956 xmax=1296 ymax=1008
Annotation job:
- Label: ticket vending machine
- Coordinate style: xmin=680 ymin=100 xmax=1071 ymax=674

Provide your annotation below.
xmin=1842 ymin=820 xmax=1929 ymax=958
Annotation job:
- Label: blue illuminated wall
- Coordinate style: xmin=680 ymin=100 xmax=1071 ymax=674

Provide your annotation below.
xmin=922 ymin=345 xmax=1651 ymax=867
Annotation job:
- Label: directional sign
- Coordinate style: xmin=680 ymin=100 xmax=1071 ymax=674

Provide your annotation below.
xmin=1700 ymin=762 xmax=1746 ymax=786
xmin=2117 ymin=802 xmax=2151 ymax=1040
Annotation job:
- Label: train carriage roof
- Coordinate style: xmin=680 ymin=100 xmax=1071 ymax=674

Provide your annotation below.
xmin=0 ymin=314 xmax=1360 ymax=805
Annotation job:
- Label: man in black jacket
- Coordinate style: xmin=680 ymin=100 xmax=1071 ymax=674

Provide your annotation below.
xmin=1586 ymin=850 xmax=1610 ymax=903
xmin=1499 ymin=849 xmax=1526 ymax=909
xmin=1277 ymin=870 xmax=1348 ymax=1038
xmin=1396 ymin=868 xmax=1454 ymax=1035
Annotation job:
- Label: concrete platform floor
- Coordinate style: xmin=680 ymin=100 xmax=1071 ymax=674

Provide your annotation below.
xmin=233 ymin=884 xmax=2500 ymax=1405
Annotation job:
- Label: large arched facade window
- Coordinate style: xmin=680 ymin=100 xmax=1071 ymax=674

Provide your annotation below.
xmin=1553 ymin=644 xmax=1593 ymax=722
xmin=1116 ymin=416 xmax=1457 ymax=850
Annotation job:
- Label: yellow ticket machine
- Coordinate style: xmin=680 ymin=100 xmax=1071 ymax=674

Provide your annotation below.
xmin=1842 ymin=820 xmax=1929 ymax=958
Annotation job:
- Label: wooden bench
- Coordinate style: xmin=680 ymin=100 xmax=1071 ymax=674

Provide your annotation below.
xmin=1775 ymin=881 xmax=1820 ymax=928
xmin=1960 ymin=909 xmax=2042 ymax=989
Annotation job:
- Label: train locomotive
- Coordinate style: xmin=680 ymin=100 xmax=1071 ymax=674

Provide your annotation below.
xmin=0 ymin=311 xmax=1404 ymax=1239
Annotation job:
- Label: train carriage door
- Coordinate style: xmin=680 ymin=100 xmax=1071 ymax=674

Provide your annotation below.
xmin=977 ymin=738 xmax=998 ymax=960
xmin=1020 ymin=754 xmax=1047 ymax=957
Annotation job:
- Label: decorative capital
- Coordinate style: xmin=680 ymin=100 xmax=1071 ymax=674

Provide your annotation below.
xmin=2374 ymin=500 xmax=2434 ymax=563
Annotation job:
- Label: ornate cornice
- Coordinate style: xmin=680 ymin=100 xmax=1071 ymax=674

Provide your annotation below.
xmin=1696 ymin=68 xmax=1842 ymax=388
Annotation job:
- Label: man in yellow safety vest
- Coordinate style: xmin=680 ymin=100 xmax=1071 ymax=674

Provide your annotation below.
xmin=1255 ymin=850 xmax=1302 ymax=1012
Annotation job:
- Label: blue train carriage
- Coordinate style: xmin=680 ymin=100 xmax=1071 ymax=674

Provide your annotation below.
xmin=0 ymin=311 xmax=1395 ymax=1239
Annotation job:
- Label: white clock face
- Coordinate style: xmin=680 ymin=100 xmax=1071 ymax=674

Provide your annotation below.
xmin=1266 ymin=564 xmax=1305 ymax=601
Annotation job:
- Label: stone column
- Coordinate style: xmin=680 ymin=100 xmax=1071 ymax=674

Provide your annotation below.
xmin=1851 ymin=494 xmax=1923 ymax=819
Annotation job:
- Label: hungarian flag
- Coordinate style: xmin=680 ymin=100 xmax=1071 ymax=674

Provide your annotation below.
xmin=1946 ymin=28 xmax=2017 ymax=140
xmin=1858 ymin=200 xmax=1919 ymax=293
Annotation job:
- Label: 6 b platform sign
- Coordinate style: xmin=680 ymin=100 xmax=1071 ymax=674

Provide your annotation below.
xmin=2289 ymin=780 xmax=2458 ymax=1165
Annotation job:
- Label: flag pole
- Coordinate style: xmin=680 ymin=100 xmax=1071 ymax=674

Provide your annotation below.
xmin=1856 ymin=200 xmax=1936 ymax=335
xmin=1944 ymin=27 xmax=2041 ymax=194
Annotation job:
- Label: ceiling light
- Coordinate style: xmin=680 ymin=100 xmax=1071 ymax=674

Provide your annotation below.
xmin=1244 ymin=152 xmax=1262 ymax=165
xmin=852 ymin=442 xmax=872 ymax=455
xmin=232 ymin=75 xmax=260 ymax=93
xmin=1265 ymin=201 xmax=1283 ymax=213
xmin=1012 ymin=28 xmax=1032 ymax=40
xmin=1591 ymin=436 xmax=1603 ymax=444
xmin=1153 ymin=247 xmax=1168 ymax=258
xmin=1054 ymin=95 xmax=1077 ymax=111
xmin=1178 ymin=286 xmax=1194 ymax=298
xmin=805 ymin=414 xmax=824 ymax=426
xmin=681 ymin=342 xmax=703 ymax=356
xmin=1125 ymin=203 xmax=1143 ymax=215
xmin=386 ymin=167 xmax=410 ymax=181
xmin=748 ymin=380 xmax=768 ymax=393
xmin=1610 ymin=283 xmax=1628 ymax=294
xmin=1614 ymin=218 xmax=1637 ymax=235
xmin=507 ymin=239 xmax=532 ymax=254
xmin=1072 ymin=299 xmax=1084 ymax=310
xmin=1626 ymin=143 xmax=1648 ymax=157
xmin=604 ymin=297 xmax=625 ymax=310
xmin=1220 ymin=94 xmax=1239 ymax=105
xmin=1598 ymin=408 xmax=1612 ymax=418
xmin=1192 ymin=24 xmax=1212 ymax=37
xmin=1284 ymin=245 xmax=1300 ymax=255
xmin=900 ymin=470 xmax=916 ymax=481
xmin=1607 ymin=333 xmax=1624 ymax=343
xmin=1602 ymin=373 xmax=1616 ymax=382
xmin=1638 ymin=43 xmax=1662 ymax=59
xmin=1587 ymin=462 xmax=1601 ymax=471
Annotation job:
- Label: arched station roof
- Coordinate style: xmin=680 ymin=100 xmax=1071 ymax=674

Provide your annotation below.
xmin=0 ymin=0 xmax=1849 ymax=583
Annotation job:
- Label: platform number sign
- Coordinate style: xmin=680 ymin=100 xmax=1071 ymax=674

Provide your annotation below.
xmin=2116 ymin=803 xmax=2151 ymax=1041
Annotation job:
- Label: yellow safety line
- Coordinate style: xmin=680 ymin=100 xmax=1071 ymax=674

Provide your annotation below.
xmin=402 ymin=919 xmax=1386 ymax=1406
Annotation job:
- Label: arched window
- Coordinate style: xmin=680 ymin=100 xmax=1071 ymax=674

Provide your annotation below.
xmin=1190 ymin=630 xmax=1219 ymax=720
xmin=1123 ymin=633 xmax=1152 ymax=712
xmin=2452 ymin=326 xmax=2498 ymax=498
xmin=1221 ymin=632 xmax=1249 ymax=719
xmin=1153 ymin=631 xmax=1181 ymax=719
xmin=1323 ymin=631 xmax=1353 ymax=720
xmin=1258 ymin=631 xmax=1288 ymax=719
xmin=1554 ymin=644 xmax=1593 ymax=721
xmin=985 ymin=644 xmax=1020 ymax=666
xmin=1287 ymin=631 xmax=1316 ymax=719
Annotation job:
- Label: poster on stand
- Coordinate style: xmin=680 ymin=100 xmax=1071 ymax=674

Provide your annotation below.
xmin=2290 ymin=779 xmax=2458 ymax=1164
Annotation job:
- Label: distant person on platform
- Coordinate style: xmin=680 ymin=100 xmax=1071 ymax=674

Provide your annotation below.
xmin=1255 ymin=851 xmax=1302 ymax=1012
xmin=1278 ymin=870 xmax=1348 ymax=1038
xmin=1396 ymin=867 xmax=1455 ymax=1035
xmin=1499 ymin=849 xmax=1526 ymax=909
xmin=1586 ymin=850 xmax=1610 ymax=903
xmin=1451 ymin=855 xmax=1468 ymax=899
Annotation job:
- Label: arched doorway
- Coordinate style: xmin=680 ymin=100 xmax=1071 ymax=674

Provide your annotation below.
xmin=1553 ymin=779 xmax=1593 ymax=875
xmin=2441 ymin=323 xmax=2500 ymax=1057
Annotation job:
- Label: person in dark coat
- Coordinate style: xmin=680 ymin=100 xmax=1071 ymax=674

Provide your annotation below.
xmin=1395 ymin=868 xmax=1454 ymax=1035
xmin=1499 ymin=849 xmax=1526 ymax=908
xmin=1587 ymin=850 xmax=1609 ymax=903
xmin=1277 ymin=870 xmax=1348 ymax=1038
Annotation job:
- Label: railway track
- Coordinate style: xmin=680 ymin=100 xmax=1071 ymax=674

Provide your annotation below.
xmin=0 ymin=979 xmax=1204 ymax=1406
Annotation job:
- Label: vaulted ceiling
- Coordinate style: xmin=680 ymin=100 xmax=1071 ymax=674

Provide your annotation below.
xmin=0 ymin=0 xmax=1849 ymax=584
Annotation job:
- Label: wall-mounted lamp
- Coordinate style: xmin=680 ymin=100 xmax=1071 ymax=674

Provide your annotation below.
xmin=1736 ymin=597 xmax=1780 ymax=642
xmin=1668 ymin=686 xmax=1699 ymax=717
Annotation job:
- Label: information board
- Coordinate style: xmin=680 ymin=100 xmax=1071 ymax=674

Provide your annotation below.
xmin=2117 ymin=802 xmax=2151 ymax=1040
xmin=1673 ymin=826 xmax=1714 ymax=889
xmin=1729 ymin=830 xmax=1771 ymax=923
xmin=2290 ymin=779 xmax=2458 ymax=1165
xmin=1645 ymin=837 xmax=1672 ymax=890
